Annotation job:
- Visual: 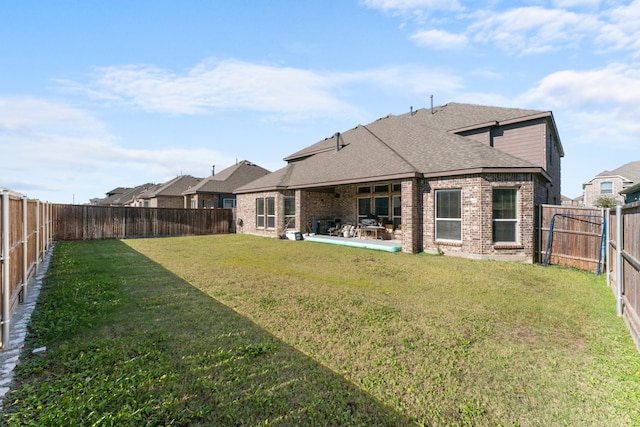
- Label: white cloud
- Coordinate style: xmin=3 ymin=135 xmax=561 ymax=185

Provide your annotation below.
xmin=0 ymin=96 xmax=235 ymax=202
xmin=518 ymin=63 xmax=640 ymax=146
xmin=360 ymin=0 xmax=462 ymax=13
xmin=0 ymin=97 xmax=106 ymax=134
xmin=410 ymin=29 xmax=468 ymax=49
xmin=59 ymin=60 xmax=465 ymax=119
xmin=519 ymin=63 xmax=640 ymax=108
xmin=596 ymin=0 xmax=640 ymax=55
xmin=60 ymin=59 xmax=357 ymax=119
xmin=469 ymin=6 xmax=599 ymax=55
xmin=552 ymin=0 xmax=601 ymax=9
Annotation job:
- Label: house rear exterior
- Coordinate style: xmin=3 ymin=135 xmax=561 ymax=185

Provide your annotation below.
xmin=235 ymin=102 xmax=563 ymax=262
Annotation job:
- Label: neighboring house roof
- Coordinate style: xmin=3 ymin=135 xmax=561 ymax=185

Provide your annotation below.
xmin=585 ymin=161 xmax=640 ymax=187
xmin=182 ymin=160 xmax=270 ymax=195
xmin=138 ymin=175 xmax=202 ymax=199
xmin=237 ymin=103 xmax=555 ymax=193
xmin=95 ymin=183 xmax=156 ymax=205
xmin=106 ymin=187 xmax=129 ymax=197
xmin=620 ymin=182 xmax=640 ymax=196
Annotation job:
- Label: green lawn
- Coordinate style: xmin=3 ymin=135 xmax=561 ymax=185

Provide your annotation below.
xmin=3 ymin=235 xmax=639 ymax=426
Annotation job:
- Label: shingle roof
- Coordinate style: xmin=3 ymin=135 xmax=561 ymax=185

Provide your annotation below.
xmin=236 ymin=103 xmax=554 ymax=193
xmin=182 ymin=161 xmax=270 ymax=195
xmin=94 ymin=183 xmax=156 ymax=205
xmin=595 ymin=161 xmax=640 ymax=184
xmin=139 ymin=175 xmax=202 ymax=199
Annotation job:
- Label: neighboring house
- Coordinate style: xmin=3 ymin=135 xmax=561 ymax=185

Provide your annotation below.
xmin=91 ymin=183 xmax=156 ymax=206
xmin=134 ymin=175 xmax=202 ymax=208
xmin=620 ymin=182 xmax=640 ymax=204
xmin=235 ymin=102 xmax=563 ymax=262
xmin=582 ymin=161 xmax=640 ymax=207
xmin=182 ymin=160 xmax=270 ymax=209
xmin=561 ymin=194 xmax=583 ymax=207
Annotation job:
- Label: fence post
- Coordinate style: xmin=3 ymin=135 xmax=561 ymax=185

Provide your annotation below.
xmin=606 ymin=208 xmax=610 ymax=286
xmin=1 ymin=190 xmax=10 ymax=349
xmin=615 ymin=204 xmax=623 ymax=316
xmin=22 ymin=196 xmax=28 ymax=299
xmin=35 ymin=201 xmax=40 ymax=270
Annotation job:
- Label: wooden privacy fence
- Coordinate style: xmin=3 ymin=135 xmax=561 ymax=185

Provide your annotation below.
xmin=539 ymin=205 xmax=606 ymax=273
xmin=0 ymin=189 xmax=53 ymax=350
xmin=53 ymin=204 xmax=233 ymax=240
xmin=608 ymin=202 xmax=640 ymax=349
xmin=539 ymin=203 xmax=640 ymax=350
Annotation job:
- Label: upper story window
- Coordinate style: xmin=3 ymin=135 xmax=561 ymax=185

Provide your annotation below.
xmin=600 ymin=181 xmax=613 ymax=194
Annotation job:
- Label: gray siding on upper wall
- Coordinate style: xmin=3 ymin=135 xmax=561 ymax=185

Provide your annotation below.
xmin=492 ymin=120 xmax=546 ymax=168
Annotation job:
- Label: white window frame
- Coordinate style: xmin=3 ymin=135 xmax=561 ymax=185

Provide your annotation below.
xmin=492 ymin=188 xmax=518 ymax=244
xmin=600 ymin=181 xmax=613 ymax=194
xmin=435 ymin=189 xmax=462 ymax=242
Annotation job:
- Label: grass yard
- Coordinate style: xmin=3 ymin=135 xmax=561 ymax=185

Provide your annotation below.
xmin=3 ymin=235 xmax=640 ymax=426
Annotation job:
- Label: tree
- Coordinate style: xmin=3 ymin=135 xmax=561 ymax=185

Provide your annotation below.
xmin=593 ymin=195 xmax=618 ymax=208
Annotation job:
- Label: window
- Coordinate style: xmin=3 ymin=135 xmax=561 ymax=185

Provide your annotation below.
xmin=374 ymin=184 xmax=389 ymax=193
xmin=357 ymin=186 xmax=371 ymax=194
xmin=357 ymin=197 xmax=371 ymax=222
xmin=600 ymin=181 xmax=613 ymax=194
xmin=493 ymin=188 xmax=517 ymax=243
xmin=392 ymin=195 xmax=401 ymax=229
xmin=266 ymin=197 xmax=275 ymax=229
xmin=435 ymin=189 xmax=461 ymax=241
xmin=284 ymin=197 xmax=295 ymax=229
xmin=222 ymin=198 xmax=236 ymax=208
xmin=256 ymin=198 xmax=265 ymax=228
xmin=374 ymin=196 xmax=389 ymax=223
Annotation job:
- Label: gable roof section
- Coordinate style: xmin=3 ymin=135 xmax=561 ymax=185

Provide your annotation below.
xmin=591 ymin=161 xmax=640 ymax=185
xmin=139 ymin=175 xmax=202 ymax=199
xmin=283 ymin=102 xmax=563 ymax=162
xmin=183 ymin=161 xmax=270 ymax=195
xmin=237 ymin=103 xmax=551 ymax=193
xmin=94 ymin=183 xmax=156 ymax=205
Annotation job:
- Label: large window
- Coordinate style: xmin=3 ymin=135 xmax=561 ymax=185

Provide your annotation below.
xmin=374 ymin=196 xmax=389 ymax=223
xmin=266 ymin=197 xmax=275 ymax=229
xmin=357 ymin=182 xmax=401 ymax=227
xmin=357 ymin=197 xmax=371 ymax=222
xmin=392 ymin=195 xmax=401 ymax=229
xmin=600 ymin=181 xmax=613 ymax=194
xmin=492 ymin=188 xmax=517 ymax=243
xmin=284 ymin=197 xmax=295 ymax=229
xmin=256 ymin=198 xmax=265 ymax=228
xmin=435 ymin=189 xmax=461 ymax=241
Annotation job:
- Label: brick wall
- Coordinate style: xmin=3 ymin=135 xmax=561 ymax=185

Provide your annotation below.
xmin=583 ymin=177 xmax=626 ymax=207
xmin=237 ymin=172 xmax=541 ymax=261
xmin=422 ymin=173 xmax=537 ymax=262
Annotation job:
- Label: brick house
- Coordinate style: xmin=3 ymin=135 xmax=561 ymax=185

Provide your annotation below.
xmin=235 ymin=102 xmax=563 ymax=262
xmin=134 ymin=175 xmax=203 ymax=208
xmin=582 ymin=161 xmax=640 ymax=207
xmin=182 ymin=160 xmax=270 ymax=209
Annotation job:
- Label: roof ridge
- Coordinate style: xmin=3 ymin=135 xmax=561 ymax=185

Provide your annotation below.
xmin=360 ymin=124 xmax=419 ymax=173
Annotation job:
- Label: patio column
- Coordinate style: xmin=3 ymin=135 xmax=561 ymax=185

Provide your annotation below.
xmin=401 ymin=178 xmax=423 ymax=253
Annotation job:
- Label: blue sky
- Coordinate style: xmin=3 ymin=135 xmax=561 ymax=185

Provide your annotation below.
xmin=1 ymin=0 xmax=638 ymax=203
